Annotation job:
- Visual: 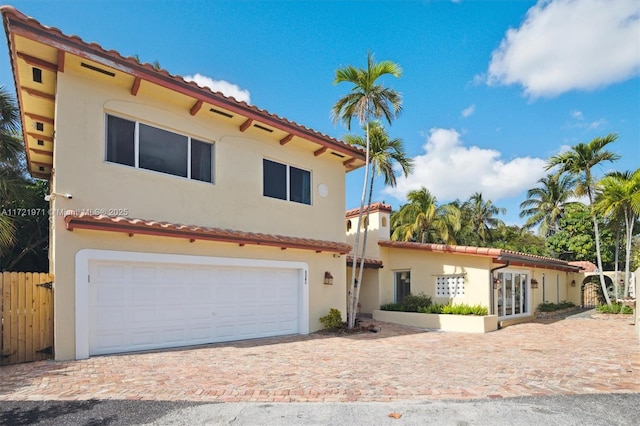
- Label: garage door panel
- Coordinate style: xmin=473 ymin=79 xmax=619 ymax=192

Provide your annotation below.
xmin=88 ymin=259 xmax=302 ymax=355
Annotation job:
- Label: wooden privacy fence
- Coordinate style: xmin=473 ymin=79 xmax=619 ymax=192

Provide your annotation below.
xmin=1 ymin=272 xmax=54 ymax=365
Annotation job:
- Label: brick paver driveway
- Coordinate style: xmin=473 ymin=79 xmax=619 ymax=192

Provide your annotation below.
xmin=1 ymin=314 xmax=639 ymax=402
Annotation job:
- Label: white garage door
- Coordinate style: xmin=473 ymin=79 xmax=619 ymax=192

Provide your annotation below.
xmin=88 ymin=259 xmax=302 ymax=355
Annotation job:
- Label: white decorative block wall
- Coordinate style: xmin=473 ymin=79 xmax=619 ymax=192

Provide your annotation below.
xmin=436 ymin=275 xmax=465 ymax=297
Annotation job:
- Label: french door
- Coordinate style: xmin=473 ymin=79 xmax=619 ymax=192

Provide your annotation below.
xmin=497 ymin=271 xmax=529 ymax=319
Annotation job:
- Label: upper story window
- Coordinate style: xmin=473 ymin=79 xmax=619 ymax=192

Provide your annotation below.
xmin=263 ymin=159 xmax=311 ymax=205
xmin=106 ymin=114 xmax=213 ymax=183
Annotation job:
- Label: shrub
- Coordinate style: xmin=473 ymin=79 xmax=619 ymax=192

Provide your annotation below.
xmin=596 ymin=303 xmax=633 ymax=314
xmin=380 ymin=303 xmax=405 ymax=311
xmin=399 ymin=293 xmax=432 ymax=312
xmin=418 ymin=303 xmax=488 ymax=316
xmin=319 ymin=308 xmax=344 ymax=330
xmin=537 ymin=301 xmax=576 ymax=312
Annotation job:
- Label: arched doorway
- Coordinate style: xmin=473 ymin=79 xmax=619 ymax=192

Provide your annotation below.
xmin=581 ymin=275 xmax=613 ymax=308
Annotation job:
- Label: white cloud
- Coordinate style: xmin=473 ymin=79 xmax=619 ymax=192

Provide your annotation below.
xmin=485 ymin=0 xmax=640 ymax=97
xmin=568 ymin=110 xmax=607 ymax=130
xmin=461 ymin=104 xmax=476 ymax=118
xmin=183 ymin=73 xmax=251 ymax=104
xmin=382 ymin=128 xmax=547 ymax=202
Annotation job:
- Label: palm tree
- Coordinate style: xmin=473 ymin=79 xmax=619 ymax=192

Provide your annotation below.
xmin=546 ymin=134 xmax=620 ymax=305
xmin=391 ymin=187 xmax=460 ymax=244
xmin=595 ymin=169 xmax=640 ymax=297
xmin=0 ymin=86 xmax=24 ymax=252
xmin=332 ymin=52 xmax=403 ymax=328
xmin=462 ymin=192 xmax=506 ymax=246
xmin=345 ymin=121 xmax=412 ymax=319
xmin=519 ymin=173 xmax=577 ymax=237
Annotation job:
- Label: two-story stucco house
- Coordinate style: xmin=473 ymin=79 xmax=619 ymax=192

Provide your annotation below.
xmin=2 ymin=6 xmax=366 ymax=360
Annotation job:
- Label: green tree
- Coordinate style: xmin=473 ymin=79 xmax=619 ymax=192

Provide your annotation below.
xmin=546 ymin=203 xmax=616 ymax=269
xmin=391 ymin=187 xmax=460 ymax=244
xmin=332 ymin=52 xmax=403 ymax=328
xmin=546 ymin=134 xmax=620 ymax=305
xmin=493 ymin=224 xmax=548 ymax=255
xmin=595 ymin=169 xmax=640 ymax=296
xmin=462 ymin=192 xmax=506 ymax=246
xmin=519 ymin=173 xmax=577 ymax=237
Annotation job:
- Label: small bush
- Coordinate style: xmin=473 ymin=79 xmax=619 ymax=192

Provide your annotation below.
xmin=319 ymin=308 xmax=344 ymax=330
xmin=400 ymin=293 xmax=432 ymax=312
xmin=537 ymin=301 xmax=576 ymax=312
xmin=596 ymin=303 xmax=633 ymax=314
xmin=419 ymin=303 xmax=445 ymax=314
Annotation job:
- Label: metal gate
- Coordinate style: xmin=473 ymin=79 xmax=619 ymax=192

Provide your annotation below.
xmin=1 ymin=272 xmax=54 ymax=365
xmin=582 ymin=280 xmax=604 ymax=308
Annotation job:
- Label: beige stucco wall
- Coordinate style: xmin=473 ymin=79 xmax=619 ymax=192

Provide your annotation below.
xmin=346 ymin=210 xmax=390 ymax=261
xmin=347 ymin=266 xmax=380 ymax=315
xmin=378 ymin=246 xmax=493 ymax=308
xmin=52 ymin=68 xmax=347 ymax=242
xmin=49 ymin=67 xmax=349 ymax=360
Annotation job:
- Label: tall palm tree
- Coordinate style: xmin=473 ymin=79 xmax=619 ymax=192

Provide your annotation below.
xmin=333 ymin=52 xmax=403 ymax=328
xmin=595 ymin=169 xmax=640 ymax=297
xmin=345 ymin=121 xmax=412 ymax=319
xmin=462 ymin=192 xmax=506 ymax=246
xmin=519 ymin=173 xmax=577 ymax=237
xmin=546 ymin=134 xmax=620 ymax=305
xmin=391 ymin=187 xmax=460 ymax=244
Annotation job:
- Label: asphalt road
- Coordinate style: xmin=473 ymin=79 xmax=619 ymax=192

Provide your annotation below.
xmin=0 ymin=393 xmax=638 ymax=426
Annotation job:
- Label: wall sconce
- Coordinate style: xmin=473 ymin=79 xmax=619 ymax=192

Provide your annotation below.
xmin=493 ymin=278 xmax=501 ymax=289
xmin=571 ymin=279 xmax=576 ymax=287
xmin=324 ymin=271 xmax=333 ymax=285
xmin=531 ymin=278 xmax=539 ymax=289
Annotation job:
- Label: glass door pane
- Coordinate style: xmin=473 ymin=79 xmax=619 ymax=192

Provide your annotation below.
xmin=505 ymin=273 xmax=513 ymax=316
xmin=514 ymin=274 xmax=521 ymax=314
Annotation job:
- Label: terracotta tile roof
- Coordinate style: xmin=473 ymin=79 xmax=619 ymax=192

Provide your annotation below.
xmin=345 ymin=202 xmax=392 ymax=219
xmin=569 ymin=261 xmax=598 ymax=272
xmin=1 ymin=6 xmax=366 ymax=177
xmin=378 ymin=240 xmax=580 ymax=272
xmin=346 ymin=255 xmax=384 ymax=269
xmin=64 ymin=212 xmax=351 ymax=254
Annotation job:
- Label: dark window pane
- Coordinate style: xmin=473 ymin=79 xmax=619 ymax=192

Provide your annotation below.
xmin=106 ymin=115 xmax=135 ymax=166
xmin=191 ymin=139 xmax=212 ymax=182
xmin=263 ymin=159 xmax=287 ymax=200
xmin=139 ymin=123 xmax=187 ymax=177
xmin=290 ymin=166 xmax=311 ymax=205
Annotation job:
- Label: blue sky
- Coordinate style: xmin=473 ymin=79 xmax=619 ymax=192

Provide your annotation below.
xmin=1 ymin=0 xmax=638 ymax=226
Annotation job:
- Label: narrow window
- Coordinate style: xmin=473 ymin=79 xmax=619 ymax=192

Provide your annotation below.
xmin=395 ymin=271 xmax=411 ymax=303
xmin=289 ymin=166 xmax=311 ymax=204
xmin=106 ymin=115 xmax=135 ymax=166
xmin=190 ymin=139 xmax=213 ymax=182
xmin=346 ymin=220 xmax=352 ymax=232
xmin=263 ymin=159 xmax=287 ymax=200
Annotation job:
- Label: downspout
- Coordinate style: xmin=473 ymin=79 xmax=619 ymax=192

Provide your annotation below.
xmin=490 ymin=262 xmax=510 ymax=316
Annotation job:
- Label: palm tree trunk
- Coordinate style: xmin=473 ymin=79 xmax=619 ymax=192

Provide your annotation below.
xmin=624 ymin=210 xmax=634 ymax=297
xmin=614 ymin=228 xmax=620 ymax=300
xmin=353 ymin=162 xmax=375 ymax=326
xmin=348 ymin=121 xmax=371 ymax=329
xmin=593 ymin=213 xmax=612 ymax=305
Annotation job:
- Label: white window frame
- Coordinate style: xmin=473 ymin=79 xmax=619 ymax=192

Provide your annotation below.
xmin=105 ymin=113 xmax=214 ymax=183
xmin=394 ymin=270 xmax=411 ymax=303
xmin=497 ymin=269 xmax=530 ymax=320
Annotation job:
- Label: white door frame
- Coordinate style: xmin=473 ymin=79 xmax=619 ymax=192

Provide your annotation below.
xmin=75 ymin=249 xmax=309 ymax=359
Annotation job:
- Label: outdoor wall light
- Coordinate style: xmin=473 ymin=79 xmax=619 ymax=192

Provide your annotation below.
xmin=571 ymin=279 xmax=576 ymax=287
xmin=44 ymin=192 xmax=73 ymax=201
xmin=531 ymin=278 xmax=539 ymax=289
xmin=324 ymin=271 xmax=334 ymax=285
xmin=493 ymin=278 xmax=501 ymax=289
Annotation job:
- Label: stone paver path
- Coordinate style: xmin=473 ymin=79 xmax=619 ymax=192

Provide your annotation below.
xmin=1 ymin=316 xmax=638 ymax=402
